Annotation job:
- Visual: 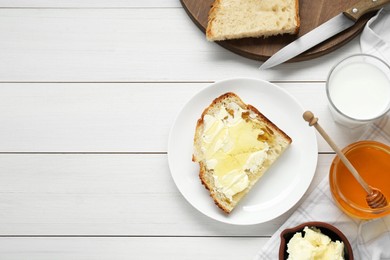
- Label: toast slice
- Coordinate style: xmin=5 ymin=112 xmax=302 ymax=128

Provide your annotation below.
xmin=206 ymin=0 xmax=300 ymax=41
xmin=192 ymin=92 xmax=292 ymax=213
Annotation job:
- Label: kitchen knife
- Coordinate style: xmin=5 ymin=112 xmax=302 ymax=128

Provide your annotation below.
xmin=260 ymin=0 xmax=390 ymax=70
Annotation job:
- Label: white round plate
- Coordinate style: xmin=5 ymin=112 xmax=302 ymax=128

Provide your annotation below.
xmin=168 ymin=78 xmax=318 ymax=225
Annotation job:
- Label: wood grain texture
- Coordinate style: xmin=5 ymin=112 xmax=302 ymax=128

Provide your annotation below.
xmin=0 ymin=83 xmax=367 ymax=153
xmin=0 ymin=9 xmax=361 ymax=82
xmin=0 ymin=0 xmax=181 ymax=7
xmin=0 ymin=154 xmax=331 ymax=236
xmin=181 ymin=0 xmax=374 ymax=61
xmin=0 ymin=237 xmax=265 ymax=260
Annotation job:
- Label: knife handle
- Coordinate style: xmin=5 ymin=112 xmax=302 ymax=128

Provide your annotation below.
xmin=343 ymin=0 xmax=390 ymax=21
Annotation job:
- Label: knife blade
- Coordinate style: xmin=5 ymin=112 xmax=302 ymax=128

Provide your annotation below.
xmin=260 ymin=0 xmax=390 ymax=70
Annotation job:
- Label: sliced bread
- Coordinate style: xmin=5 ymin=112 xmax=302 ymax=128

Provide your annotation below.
xmin=192 ymin=92 xmax=292 ymax=213
xmin=206 ymin=0 xmax=300 ymax=41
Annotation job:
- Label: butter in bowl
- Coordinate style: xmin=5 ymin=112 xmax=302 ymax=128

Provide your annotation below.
xmin=279 ymin=221 xmax=353 ymax=260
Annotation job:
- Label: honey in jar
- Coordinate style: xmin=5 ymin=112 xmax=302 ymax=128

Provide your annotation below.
xmin=329 ymin=141 xmax=390 ymax=219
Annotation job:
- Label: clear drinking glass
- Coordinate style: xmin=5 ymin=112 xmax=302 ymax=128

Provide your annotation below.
xmin=326 ymin=54 xmax=390 ymax=128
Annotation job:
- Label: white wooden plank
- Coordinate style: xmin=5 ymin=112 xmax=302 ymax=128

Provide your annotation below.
xmin=0 ymin=0 xmax=180 ymax=8
xmin=0 ymin=154 xmax=332 ymax=236
xmin=0 ymin=237 xmax=266 ymax=260
xmin=0 ymin=9 xmax=360 ymax=82
xmin=0 ymin=83 xmax=200 ymax=152
xmin=0 ymin=82 xmax=367 ymax=153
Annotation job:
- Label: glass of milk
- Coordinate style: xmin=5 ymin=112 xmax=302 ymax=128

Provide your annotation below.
xmin=326 ymin=54 xmax=390 ymax=128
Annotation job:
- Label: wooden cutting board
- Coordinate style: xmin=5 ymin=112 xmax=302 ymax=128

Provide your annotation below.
xmin=181 ymin=0 xmax=375 ymax=62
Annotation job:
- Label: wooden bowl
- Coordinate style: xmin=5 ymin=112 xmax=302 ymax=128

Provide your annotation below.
xmin=279 ymin=221 xmax=354 ymax=260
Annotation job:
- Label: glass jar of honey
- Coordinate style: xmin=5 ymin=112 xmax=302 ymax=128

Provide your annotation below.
xmin=329 ymin=140 xmax=390 ymax=219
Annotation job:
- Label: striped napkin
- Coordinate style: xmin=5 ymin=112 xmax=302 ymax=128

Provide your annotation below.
xmin=253 ymin=115 xmax=390 ymax=260
xmin=360 ymin=5 xmax=390 ymax=65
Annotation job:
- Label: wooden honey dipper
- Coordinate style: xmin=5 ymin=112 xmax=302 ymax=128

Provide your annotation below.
xmin=303 ymin=111 xmax=388 ymax=209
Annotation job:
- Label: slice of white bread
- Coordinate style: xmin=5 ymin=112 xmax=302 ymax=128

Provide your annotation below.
xmin=192 ymin=92 xmax=292 ymax=213
xmin=206 ymin=0 xmax=300 ymax=41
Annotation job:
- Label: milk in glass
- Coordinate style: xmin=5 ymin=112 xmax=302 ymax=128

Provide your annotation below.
xmin=327 ymin=55 xmax=390 ymax=127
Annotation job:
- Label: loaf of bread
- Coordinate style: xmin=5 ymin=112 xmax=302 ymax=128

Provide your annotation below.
xmin=206 ymin=0 xmax=300 ymax=41
xmin=192 ymin=92 xmax=292 ymax=213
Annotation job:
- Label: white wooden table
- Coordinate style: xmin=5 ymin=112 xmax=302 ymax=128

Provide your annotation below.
xmin=0 ymin=1 xmax=369 ymax=259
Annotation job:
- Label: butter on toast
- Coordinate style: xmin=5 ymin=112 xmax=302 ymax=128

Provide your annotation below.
xmin=192 ymin=92 xmax=292 ymax=213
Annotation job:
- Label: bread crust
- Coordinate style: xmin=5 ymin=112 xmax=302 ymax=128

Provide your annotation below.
xmin=294 ymin=0 xmax=300 ymax=34
xmin=205 ymin=0 xmax=220 ymax=41
xmin=193 ymin=92 xmax=292 ymax=213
